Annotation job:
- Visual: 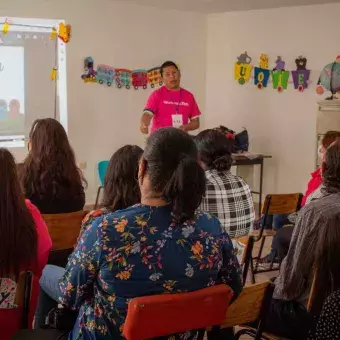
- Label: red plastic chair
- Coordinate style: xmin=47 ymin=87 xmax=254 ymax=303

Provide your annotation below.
xmin=123 ymin=285 xmax=234 ymax=340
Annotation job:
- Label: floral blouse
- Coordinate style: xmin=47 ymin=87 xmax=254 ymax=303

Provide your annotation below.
xmin=59 ymin=204 xmax=242 ymax=340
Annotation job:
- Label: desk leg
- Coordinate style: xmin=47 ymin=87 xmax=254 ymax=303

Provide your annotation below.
xmin=259 ymin=160 xmax=263 ymax=216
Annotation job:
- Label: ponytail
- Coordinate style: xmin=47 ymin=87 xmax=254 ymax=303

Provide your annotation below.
xmin=163 ymin=156 xmax=206 ymax=223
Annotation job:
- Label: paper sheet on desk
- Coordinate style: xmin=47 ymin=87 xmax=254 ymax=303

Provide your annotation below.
xmin=232 ymin=152 xmax=264 ymax=160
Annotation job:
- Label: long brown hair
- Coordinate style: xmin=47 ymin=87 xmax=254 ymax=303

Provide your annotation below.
xmin=0 ymin=148 xmax=37 ymax=277
xmin=21 ymin=119 xmax=86 ymax=199
xmin=101 ymin=145 xmax=143 ymax=211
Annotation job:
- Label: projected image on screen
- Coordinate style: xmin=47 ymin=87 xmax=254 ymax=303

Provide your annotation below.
xmin=0 ymin=46 xmax=25 ymax=137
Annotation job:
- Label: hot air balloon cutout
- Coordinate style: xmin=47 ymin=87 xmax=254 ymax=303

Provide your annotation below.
xmin=271 ymin=56 xmax=290 ymax=93
xmin=234 ymin=52 xmax=253 ymax=85
xmin=316 ymin=56 xmax=340 ymax=99
xmin=291 ymin=56 xmax=310 ymax=92
xmin=254 ymin=53 xmax=270 ymax=90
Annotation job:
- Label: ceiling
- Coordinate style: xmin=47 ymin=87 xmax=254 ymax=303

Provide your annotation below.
xmin=115 ymin=0 xmax=340 ymax=13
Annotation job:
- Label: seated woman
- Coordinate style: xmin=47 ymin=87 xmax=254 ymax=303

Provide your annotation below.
xmin=0 ymin=148 xmax=51 ymax=339
xmin=262 ymin=140 xmax=340 ymax=339
xmin=20 ymin=118 xmax=86 ymax=214
xmin=40 ymin=128 xmax=243 ymax=339
xmin=80 ymin=144 xmax=143 ymax=235
xmin=260 ymin=130 xmax=340 ymax=264
xmin=195 ymin=129 xmax=255 ymax=238
xmin=34 ymin=144 xmax=143 ymax=328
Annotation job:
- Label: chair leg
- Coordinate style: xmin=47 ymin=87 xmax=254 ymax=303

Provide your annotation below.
xmin=254 ymin=236 xmax=266 ymax=272
xmin=250 ymin=256 xmax=256 ymax=284
xmin=94 ymin=186 xmax=103 ymax=209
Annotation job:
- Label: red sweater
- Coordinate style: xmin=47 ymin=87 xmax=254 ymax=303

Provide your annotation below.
xmin=0 ymin=200 xmax=52 ymax=339
xmin=301 ymin=168 xmax=322 ymax=207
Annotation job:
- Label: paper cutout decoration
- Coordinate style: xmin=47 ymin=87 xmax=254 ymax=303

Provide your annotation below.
xmin=292 ymin=56 xmax=310 ymax=92
xmin=2 ymin=21 xmax=9 ymax=35
xmin=316 ymin=56 xmax=340 ymax=99
xmin=259 ymin=53 xmax=269 ymax=69
xmin=50 ymin=28 xmax=57 ymax=40
xmin=254 ymin=54 xmax=270 ymax=89
xmin=147 ymin=67 xmax=163 ymax=88
xmin=50 ymin=68 xmax=57 ymax=81
xmin=80 ymin=57 xmax=166 ymax=90
xmin=271 ymin=56 xmax=289 ymax=92
xmin=116 ymin=69 xmax=132 ymax=89
xmin=132 ymin=69 xmax=148 ymax=90
xmin=96 ymin=64 xmax=115 ymax=86
xmin=81 ymin=57 xmax=97 ymax=83
xmin=58 ymin=23 xmax=71 ymax=43
xmin=234 ymin=52 xmax=253 ymax=85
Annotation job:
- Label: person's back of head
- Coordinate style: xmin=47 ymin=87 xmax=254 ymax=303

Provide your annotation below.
xmin=21 ymin=118 xmax=86 ymax=198
xmin=102 ymin=145 xmax=143 ymax=211
xmin=322 ymin=138 xmax=340 ymax=193
xmin=195 ymin=129 xmax=233 ymax=172
xmin=0 ymin=148 xmax=37 ymax=277
xmin=140 ymin=127 xmax=206 ymax=222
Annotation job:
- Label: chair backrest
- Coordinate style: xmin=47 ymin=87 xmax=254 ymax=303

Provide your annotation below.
xmin=262 ymin=193 xmax=303 ymax=216
xmin=220 ymin=281 xmax=274 ymax=329
xmin=0 ymin=271 xmax=33 ymax=336
xmin=98 ymin=160 xmax=109 ymax=186
xmin=123 ymin=285 xmax=234 ymax=340
xmin=43 ymin=210 xmax=88 ymax=251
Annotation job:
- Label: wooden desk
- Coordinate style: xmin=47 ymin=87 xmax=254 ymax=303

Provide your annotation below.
xmin=232 ymin=154 xmax=272 ymax=216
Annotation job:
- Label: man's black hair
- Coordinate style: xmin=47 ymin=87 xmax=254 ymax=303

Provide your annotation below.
xmin=160 ymin=61 xmax=179 ymax=76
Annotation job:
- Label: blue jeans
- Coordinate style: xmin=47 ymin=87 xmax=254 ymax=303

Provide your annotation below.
xmin=34 ymin=265 xmax=65 ymax=329
xmin=259 ymin=214 xmax=289 ymax=230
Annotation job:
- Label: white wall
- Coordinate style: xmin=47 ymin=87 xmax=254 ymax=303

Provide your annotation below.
xmin=3 ymin=0 xmax=207 ymax=203
xmin=206 ymin=3 xmax=340 ymax=195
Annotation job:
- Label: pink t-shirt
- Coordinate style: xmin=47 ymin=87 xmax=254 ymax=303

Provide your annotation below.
xmin=144 ymin=86 xmax=202 ymax=132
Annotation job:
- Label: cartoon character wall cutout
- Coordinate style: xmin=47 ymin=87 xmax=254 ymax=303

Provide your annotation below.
xmin=234 ymin=52 xmax=253 ymax=85
xmin=271 ymin=56 xmax=290 ymax=93
xmin=316 ymin=56 xmax=340 ymax=99
xmin=81 ymin=57 xmax=97 ymax=83
xmin=291 ymin=56 xmax=310 ymax=92
xmin=254 ymin=53 xmax=270 ymax=89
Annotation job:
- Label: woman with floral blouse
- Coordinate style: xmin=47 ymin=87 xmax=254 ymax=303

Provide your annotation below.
xmin=40 ymin=128 xmax=243 ymax=340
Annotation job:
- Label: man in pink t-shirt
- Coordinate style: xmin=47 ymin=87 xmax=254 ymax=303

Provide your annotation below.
xmin=140 ymin=61 xmax=202 ymax=134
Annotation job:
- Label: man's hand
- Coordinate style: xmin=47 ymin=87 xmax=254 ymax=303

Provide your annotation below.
xmin=179 ymin=125 xmax=188 ymax=132
xmin=140 ymin=124 xmax=149 ymax=134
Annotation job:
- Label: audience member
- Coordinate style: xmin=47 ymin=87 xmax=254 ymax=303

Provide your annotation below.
xmin=80 ymin=145 xmax=143 ymax=236
xmin=262 ymin=139 xmax=340 ymax=339
xmin=34 ymin=145 xmax=143 ymax=328
xmin=195 ymin=129 xmax=255 ymax=238
xmin=39 ymin=128 xmax=242 ymax=339
xmin=0 ymin=149 xmax=51 ymax=339
xmin=307 ymin=212 xmax=340 ymax=340
xmin=20 ymin=118 xmax=86 ymax=214
xmin=260 ymin=130 xmax=340 ymax=264
xmin=308 ymin=290 xmax=340 ymax=340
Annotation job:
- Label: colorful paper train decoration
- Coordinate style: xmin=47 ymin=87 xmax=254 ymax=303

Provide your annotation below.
xmin=316 ymin=56 xmax=340 ymax=98
xmin=234 ymin=53 xmax=311 ymax=93
xmin=81 ymin=57 xmax=164 ymax=90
